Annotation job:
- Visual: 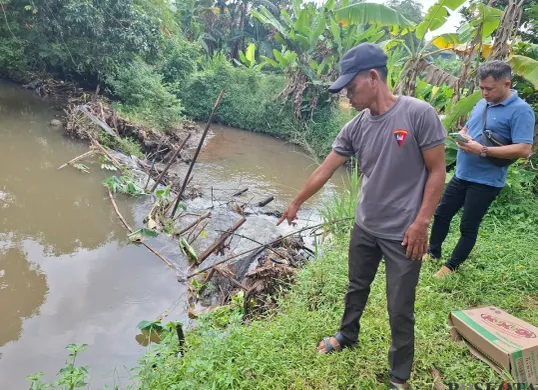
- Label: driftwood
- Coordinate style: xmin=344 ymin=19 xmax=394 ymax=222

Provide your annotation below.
xmin=257 ymin=196 xmax=274 ymax=207
xmin=149 ymin=134 xmax=191 ymax=193
xmin=232 ymin=188 xmax=249 ymax=197
xmin=57 ymin=150 xmax=95 ymax=170
xmin=171 ymin=89 xmax=225 ymax=217
xmin=197 ymin=216 xmax=246 ymax=264
xmin=178 ymin=218 xmax=352 ymax=281
xmin=107 ymin=188 xmax=175 ymax=269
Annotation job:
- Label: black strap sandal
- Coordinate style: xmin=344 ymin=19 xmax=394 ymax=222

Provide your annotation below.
xmin=319 ymin=332 xmax=356 ymax=354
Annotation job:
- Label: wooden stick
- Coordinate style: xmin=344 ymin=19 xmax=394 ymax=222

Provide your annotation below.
xmin=216 ymin=230 xmax=288 ymax=260
xmin=178 ymin=218 xmax=352 ymax=281
xmin=144 ymin=136 xmax=167 ymax=190
xmin=197 ymin=216 xmax=246 ymax=264
xmin=171 ymin=89 xmax=225 ymax=217
xmin=58 ymin=150 xmax=95 ymax=169
xmin=176 ymin=211 xmax=212 ymax=236
xmin=232 ymin=188 xmax=249 ymax=197
xmin=188 ymin=220 xmax=209 ymax=245
xmin=150 ymin=134 xmax=191 ymax=193
xmin=90 ymin=136 xmax=123 ymax=171
xmin=257 ymin=196 xmax=274 ymax=207
xmin=107 ymin=188 xmax=175 ymax=269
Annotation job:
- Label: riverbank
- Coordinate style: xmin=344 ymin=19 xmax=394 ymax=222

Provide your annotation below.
xmin=135 ymin=197 xmax=538 ymax=389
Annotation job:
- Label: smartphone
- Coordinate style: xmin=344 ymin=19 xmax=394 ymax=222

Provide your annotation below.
xmin=449 ymin=132 xmax=469 ymax=143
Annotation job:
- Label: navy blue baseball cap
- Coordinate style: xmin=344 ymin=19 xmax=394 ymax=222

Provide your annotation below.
xmin=328 ymin=43 xmax=388 ymax=93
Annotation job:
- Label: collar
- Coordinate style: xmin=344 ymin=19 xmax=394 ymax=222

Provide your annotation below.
xmin=487 ymin=89 xmax=518 ymax=107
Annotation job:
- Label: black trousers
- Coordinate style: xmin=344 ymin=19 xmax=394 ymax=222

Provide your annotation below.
xmin=429 ymin=176 xmax=502 ymax=270
xmin=339 ymin=224 xmax=422 ymax=383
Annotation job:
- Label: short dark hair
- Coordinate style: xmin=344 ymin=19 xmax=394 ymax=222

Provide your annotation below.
xmin=358 ymin=66 xmax=388 ymax=82
xmin=478 ymin=60 xmax=512 ymax=81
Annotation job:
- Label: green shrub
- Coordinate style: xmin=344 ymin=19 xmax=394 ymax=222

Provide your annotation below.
xmin=107 ymin=60 xmax=183 ymax=132
xmin=179 ymin=58 xmax=295 ymax=137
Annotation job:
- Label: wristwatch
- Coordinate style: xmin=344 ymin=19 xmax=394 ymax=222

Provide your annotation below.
xmin=479 ymin=146 xmax=489 ymax=158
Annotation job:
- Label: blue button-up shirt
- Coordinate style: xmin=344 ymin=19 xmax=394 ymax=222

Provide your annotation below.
xmin=455 ymin=90 xmax=535 ymax=187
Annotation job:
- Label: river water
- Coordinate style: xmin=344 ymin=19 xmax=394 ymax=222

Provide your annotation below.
xmin=0 ymin=80 xmax=346 ymax=388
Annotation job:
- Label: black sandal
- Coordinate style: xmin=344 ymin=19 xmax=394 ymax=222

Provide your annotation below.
xmin=319 ymin=332 xmax=356 ymax=354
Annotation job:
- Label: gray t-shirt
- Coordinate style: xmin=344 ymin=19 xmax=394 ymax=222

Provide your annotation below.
xmin=332 ymin=96 xmax=446 ymax=240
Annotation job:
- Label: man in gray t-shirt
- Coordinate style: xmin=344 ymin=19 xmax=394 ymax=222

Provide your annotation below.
xmin=278 ymin=43 xmax=446 ymax=389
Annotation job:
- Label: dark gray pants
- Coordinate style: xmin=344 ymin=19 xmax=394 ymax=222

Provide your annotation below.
xmin=339 ymin=224 xmax=422 ymax=383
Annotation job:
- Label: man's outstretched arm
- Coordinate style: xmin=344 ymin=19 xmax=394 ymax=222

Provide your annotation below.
xmin=402 ymin=144 xmax=446 ymax=260
xmin=277 ymin=151 xmax=349 ymax=225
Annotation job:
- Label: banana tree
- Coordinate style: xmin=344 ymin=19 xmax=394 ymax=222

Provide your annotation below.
xmin=251 ymin=0 xmax=413 ymax=119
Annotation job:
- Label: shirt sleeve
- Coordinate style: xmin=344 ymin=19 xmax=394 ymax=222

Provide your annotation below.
xmin=416 ymin=106 xmax=447 ymax=151
xmin=510 ymin=106 xmax=535 ymax=144
xmin=332 ymin=121 xmax=356 ymax=157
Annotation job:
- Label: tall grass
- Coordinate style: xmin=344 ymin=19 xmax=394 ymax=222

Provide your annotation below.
xmin=318 ymin=159 xmax=361 ymax=235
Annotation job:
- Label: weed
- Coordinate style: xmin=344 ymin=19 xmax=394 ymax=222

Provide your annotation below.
xmin=102 ymin=175 xmax=146 ymax=196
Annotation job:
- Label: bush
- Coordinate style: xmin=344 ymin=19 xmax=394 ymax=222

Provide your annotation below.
xmin=179 ymin=57 xmax=296 ymax=137
xmin=107 ymin=60 xmax=183 ymax=132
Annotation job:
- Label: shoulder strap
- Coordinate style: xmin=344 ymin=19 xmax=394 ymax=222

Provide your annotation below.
xmin=481 ymin=102 xmax=488 ymax=132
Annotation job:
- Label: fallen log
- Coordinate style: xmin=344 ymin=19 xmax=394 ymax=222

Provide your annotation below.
xmin=197 ymin=216 xmax=246 ymax=264
xmin=257 ymin=196 xmax=274 ymax=207
xmin=57 ymin=150 xmax=95 ymax=170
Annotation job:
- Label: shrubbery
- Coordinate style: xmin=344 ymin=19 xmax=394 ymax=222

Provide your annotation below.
xmin=107 ymin=59 xmax=183 ymax=132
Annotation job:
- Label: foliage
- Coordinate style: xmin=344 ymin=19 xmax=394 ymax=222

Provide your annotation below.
xmin=252 ymin=0 xmax=412 ymax=119
xmin=0 ymin=0 xmax=175 ymax=81
xmin=318 ymin=159 xmax=361 ymax=236
xmin=98 ymin=133 xmax=143 ymax=160
xmin=180 ymin=57 xmax=295 ymax=135
xmin=134 ymin=204 xmax=538 ymax=389
xmin=102 ymin=175 xmax=146 ymax=196
xmin=107 ymin=60 xmax=183 ymax=132
xmin=27 ymin=344 xmax=90 ymax=390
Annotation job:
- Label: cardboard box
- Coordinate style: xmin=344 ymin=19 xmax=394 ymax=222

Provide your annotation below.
xmin=449 ymin=306 xmax=538 ymax=385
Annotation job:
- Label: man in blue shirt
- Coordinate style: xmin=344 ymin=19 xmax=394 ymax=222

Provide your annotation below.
xmin=428 ymin=60 xmax=535 ymax=277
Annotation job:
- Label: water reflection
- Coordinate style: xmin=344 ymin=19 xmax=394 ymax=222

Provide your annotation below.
xmin=0 ymin=245 xmax=48 ymax=347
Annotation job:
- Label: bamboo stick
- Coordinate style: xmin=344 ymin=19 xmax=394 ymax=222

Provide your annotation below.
xmin=57 ymin=150 xmax=95 ymax=169
xmin=171 ymin=90 xmax=225 ymax=217
xmin=107 ymin=188 xmax=175 ymax=269
xmin=149 ymin=134 xmax=191 ymax=193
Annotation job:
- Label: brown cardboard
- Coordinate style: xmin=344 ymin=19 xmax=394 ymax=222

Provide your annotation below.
xmin=449 ymin=306 xmax=538 ymax=385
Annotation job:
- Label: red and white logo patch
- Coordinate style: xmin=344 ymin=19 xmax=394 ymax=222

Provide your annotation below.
xmin=393 ymin=129 xmax=408 ymax=147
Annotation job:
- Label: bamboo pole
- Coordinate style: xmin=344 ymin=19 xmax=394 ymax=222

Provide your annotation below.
xmin=149 ymin=134 xmax=191 ymax=193
xmin=170 ymin=90 xmax=225 ymax=217
xmin=57 ymin=150 xmax=95 ymax=169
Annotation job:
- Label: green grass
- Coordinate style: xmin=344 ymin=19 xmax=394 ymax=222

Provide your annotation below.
xmin=135 ymin=195 xmax=538 ymax=390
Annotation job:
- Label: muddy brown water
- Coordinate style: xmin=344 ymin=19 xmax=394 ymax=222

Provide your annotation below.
xmin=0 ymin=80 xmax=347 ymax=388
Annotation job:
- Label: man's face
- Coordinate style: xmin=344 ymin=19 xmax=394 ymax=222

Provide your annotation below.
xmin=479 ymin=75 xmax=511 ymax=104
xmin=344 ymin=72 xmax=377 ymax=111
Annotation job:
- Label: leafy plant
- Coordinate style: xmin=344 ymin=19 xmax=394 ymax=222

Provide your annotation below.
xmin=102 ymin=175 xmax=146 ymax=196
xmin=318 ymin=159 xmax=361 ymax=235
xmin=128 ymin=228 xmax=159 ymax=242
xmin=72 ymin=163 xmax=90 ymax=174
xmin=26 ymin=344 xmax=90 ymax=390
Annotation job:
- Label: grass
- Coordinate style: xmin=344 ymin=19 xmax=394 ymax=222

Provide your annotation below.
xmin=135 ymin=191 xmax=538 ymax=390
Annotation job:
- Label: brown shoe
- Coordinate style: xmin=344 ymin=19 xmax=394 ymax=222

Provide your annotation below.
xmin=433 ymin=266 xmax=454 ymax=278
